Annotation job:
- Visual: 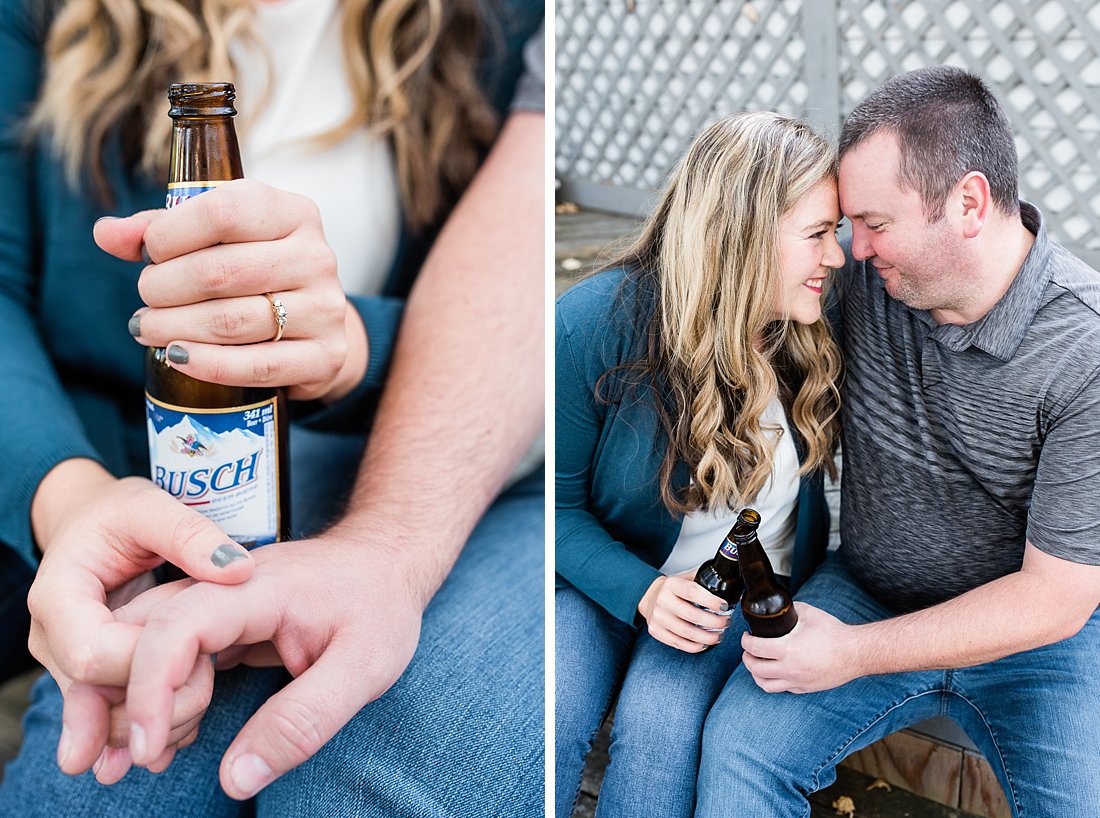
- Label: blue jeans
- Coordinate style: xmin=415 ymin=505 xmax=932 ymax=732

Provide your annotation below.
xmin=556 ymin=585 xmax=745 ymax=818
xmin=696 ymin=553 xmax=1100 ymax=818
xmin=0 ymin=427 xmax=545 ymax=817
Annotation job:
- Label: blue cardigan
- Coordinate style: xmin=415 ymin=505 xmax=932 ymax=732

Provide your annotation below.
xmin=0 ymin=0 xmax=542 ymax=568
xmin=555 ymin=269 xmax=831 ymax=626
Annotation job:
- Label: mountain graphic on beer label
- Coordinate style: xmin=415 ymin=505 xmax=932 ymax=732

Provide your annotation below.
xmin=149 ymin=415 xmax=263 ymax=470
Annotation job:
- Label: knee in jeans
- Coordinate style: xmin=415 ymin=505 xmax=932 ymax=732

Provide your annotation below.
xmin=701 ymin=683 xmax=803 ymax=770
xmin=611 ymin=698 xmax=708 ymax=753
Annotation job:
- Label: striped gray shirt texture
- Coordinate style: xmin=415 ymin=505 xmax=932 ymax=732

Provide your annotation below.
xmin=837 ymin=203 xmax=1100 ymax=614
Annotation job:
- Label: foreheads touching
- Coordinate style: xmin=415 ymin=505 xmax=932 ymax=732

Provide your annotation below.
xmin=659 ymin=111 xmax=838 ymax=282
xmin=641 ymin=110 xmax=839 ymax=352
xmin=838 ymin=65 xmax=1020 ymax=223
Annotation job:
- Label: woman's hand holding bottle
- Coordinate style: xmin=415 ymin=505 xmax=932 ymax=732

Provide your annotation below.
xmin=637 ymin=573 xmax=731 ymax=652
xmin=93 ymin=179 xmax=367 ymax=403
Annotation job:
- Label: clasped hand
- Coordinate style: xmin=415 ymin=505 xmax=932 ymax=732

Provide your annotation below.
xmin=28 ymin=475 xmax=256 ymax=784
xmin=34 ymin=499 xmax=424 ymax=800
xmin=118 ymin=534 xmax=424 ymax=800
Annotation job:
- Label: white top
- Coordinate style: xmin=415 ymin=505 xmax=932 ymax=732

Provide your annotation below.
xmin=659 ymin=395 xmax=800 ymax=577
xmin=230 ymin=0 xmax=400 ymax=296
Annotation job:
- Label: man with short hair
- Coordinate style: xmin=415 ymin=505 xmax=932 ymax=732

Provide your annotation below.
xmin=696 ymin=65 xmax=1100 ymax=818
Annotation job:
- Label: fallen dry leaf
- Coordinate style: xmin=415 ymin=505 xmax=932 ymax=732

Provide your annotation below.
xmin=866 ymin=778 xmax=892 ymax=792
xmin=832 ymin=795 xmax=856 ymax=817
xmin=555 ymin=202 xmax=580 ymax=214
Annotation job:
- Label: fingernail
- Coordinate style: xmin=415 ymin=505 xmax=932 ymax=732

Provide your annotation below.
xmin=166 ymin=345 xmax=189 ymax=364
xmin=130 ymin=723 xmax=147 ymax=763
xmin=94 ymin=215 xmax=119 ymax=226
xmin=92 ymin=748 xmax=107 ymax=776
xmin=141 ymin=244 xmax=153 ymax=265
xmin=718 ymin=602 xmax=729 ymax=613
xmin=57 ymin=724 xmax=72 ymax=768
xmin=211 ymin=543 xmax=248 ymax=567
xmin=128 ymin=311 xmax=143 ymax=337
xmin=230 ymin=753 xmax=273 ymax=798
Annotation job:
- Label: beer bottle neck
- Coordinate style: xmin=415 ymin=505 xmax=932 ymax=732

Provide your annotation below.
xmin=735 ymin=530 xmax=781 ymax=587
xmin=168 ymin=118 xmax=244 ymax=184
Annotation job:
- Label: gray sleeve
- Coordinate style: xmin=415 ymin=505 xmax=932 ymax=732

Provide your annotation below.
xmin=510 ymin=20 xmax=544 ymax=113
xmin=1026 ymin=361 xmax=1100 ymax=565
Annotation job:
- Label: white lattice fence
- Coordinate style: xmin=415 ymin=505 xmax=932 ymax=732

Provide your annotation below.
xmin=556 ymin=0 xmax=814 ymax=213
xmin=556 ymin=0 xmax=1100 ymax=265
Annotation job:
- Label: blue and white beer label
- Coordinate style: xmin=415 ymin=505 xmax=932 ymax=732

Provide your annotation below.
xmin=146 ymin=394 xmax=281 ymax=547
xmin=720 ymin=537 xmax=739 ymax=561
xmin=166 ymin=179 xmax=230 ymax=209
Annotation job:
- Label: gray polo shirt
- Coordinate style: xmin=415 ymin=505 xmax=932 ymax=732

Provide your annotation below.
xmin=837 ymin=203 xmax=1100 ymax=614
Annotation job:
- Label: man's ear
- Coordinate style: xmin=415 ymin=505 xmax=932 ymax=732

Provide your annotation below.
xmin=957 ymin=172 xmax=990 ymax=239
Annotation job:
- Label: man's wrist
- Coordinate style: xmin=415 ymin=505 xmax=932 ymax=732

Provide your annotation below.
xmin=323 ymin=515 xmax=448 ymax=612
xmin=844 ymin=622 xmax=884 ymax=679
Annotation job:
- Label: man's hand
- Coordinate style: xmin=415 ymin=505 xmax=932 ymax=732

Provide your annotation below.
xmin=741 ymin=602 xmax=862 ymax=694
xmin=28 ymin=461 xmax=255 ymax=777
xmin=637 ymin=573 xmax=731 ymax=653
xmin=123 ymin=531 xmax=424 ymax=800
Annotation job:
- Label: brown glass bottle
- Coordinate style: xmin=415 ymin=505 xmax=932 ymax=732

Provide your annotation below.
xmin=145 ymin=83 xmax=291 ymax=550
xmin=694 ymin=524 xmax=746 ymax=609
xmin=692 ymin=522 xmax=746 ymax=651
xmin=733 ymin=508 xmax=797 ymax=637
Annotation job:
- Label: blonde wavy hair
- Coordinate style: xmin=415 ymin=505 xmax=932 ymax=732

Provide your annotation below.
xmin=29 ymin=0 xmax=498 ymax=230
xmin=599 ymin=111 xmax=842 ymax=514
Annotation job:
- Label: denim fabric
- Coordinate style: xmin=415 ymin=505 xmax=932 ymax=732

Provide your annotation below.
xmin=555 ymin=587 xmax=632 ymax=818
xmin=696 ymin=553 xmax=1100 ymax=818
xmin=0 ymin=426 xmax=545 ymax=818
xmin=556 ymin=586 xmax=745 ymax=818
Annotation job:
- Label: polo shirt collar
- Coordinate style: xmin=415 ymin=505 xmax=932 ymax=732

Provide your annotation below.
xmin=919 ymin=202 xmax=1050 ymax=361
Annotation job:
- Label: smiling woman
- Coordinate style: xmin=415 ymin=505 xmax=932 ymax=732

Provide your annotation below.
xmin=555 ymin=110 xmax=843 ymax=818
xmin=776 ymin=182 xmax=845 ymax=324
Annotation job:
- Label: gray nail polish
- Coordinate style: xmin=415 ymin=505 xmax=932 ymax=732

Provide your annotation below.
xmin=141 ymin=244 xmax=153 ymax=265
xmin=167 ymin=344 xmax=189 ymax=364
xmin=211 ymin=543 xmax=248 ymax=567
xmin=128 ymin=313 xmax=142 ymax=337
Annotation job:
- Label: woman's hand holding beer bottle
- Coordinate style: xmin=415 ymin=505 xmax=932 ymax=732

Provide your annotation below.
xmin=93 ymin=179 xmax=366 ymax=403
xmin=636 ymin=573 xmax=731 ymax=653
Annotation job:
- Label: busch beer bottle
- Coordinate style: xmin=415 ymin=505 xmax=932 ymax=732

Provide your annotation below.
xmin=692 ymin=520 xmax=747 ymax=650
xmin=145 ymin=83 xmax=290 ymax=552
xmin=694 ymin=523 xmax=746 ymax=608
